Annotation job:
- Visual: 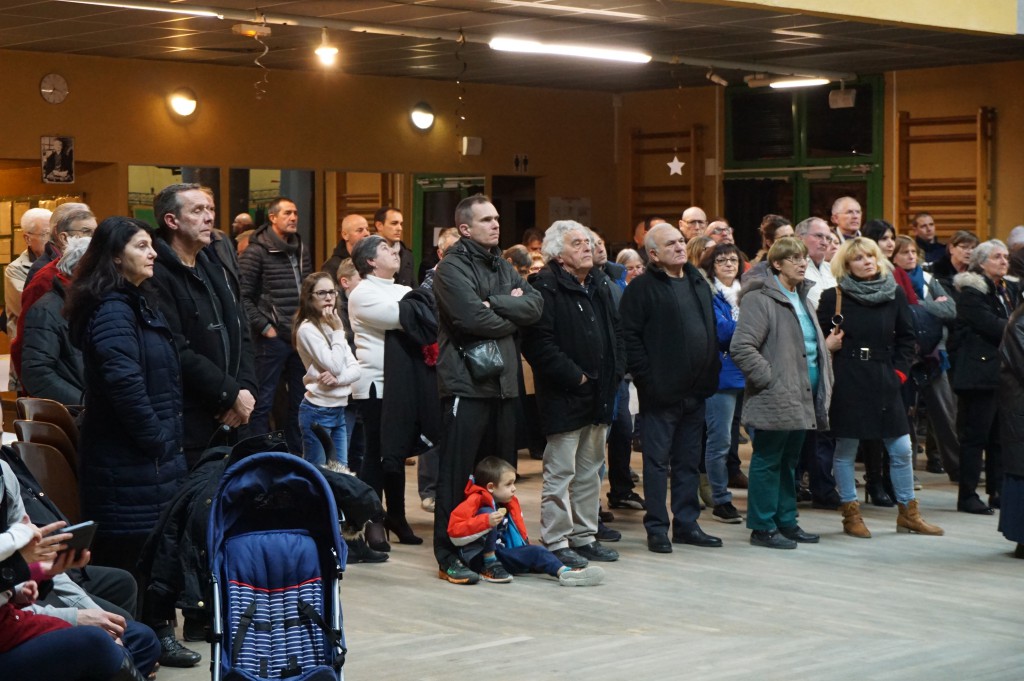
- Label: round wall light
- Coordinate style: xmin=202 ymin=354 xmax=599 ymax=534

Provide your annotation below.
xmin=169 ymin=88 xmax=198 ymax=117
xmin=410 ymin=102 xmax=434 ymax=130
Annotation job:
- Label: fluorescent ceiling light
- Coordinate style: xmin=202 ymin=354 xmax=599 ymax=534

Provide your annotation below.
xmin=489 ymin=37 xmax=651 ymax=64
xmin=769 ymin=77 xmax=830 ymax=89
xmin=60 ymin=0 xmax=224 ymax=18
xmin=490 ymin=0 xmax=650 ymax=21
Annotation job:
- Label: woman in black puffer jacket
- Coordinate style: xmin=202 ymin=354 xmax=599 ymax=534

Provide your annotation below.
xmin=65 ymin=217 xmax=185 ymax=574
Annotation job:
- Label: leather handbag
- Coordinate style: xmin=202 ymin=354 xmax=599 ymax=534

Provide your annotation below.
xmin=458 ymin=339 xmax=504 ymax=381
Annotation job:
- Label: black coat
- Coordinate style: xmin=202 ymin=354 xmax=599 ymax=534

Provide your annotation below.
xmin=321 ymin=240 xmax=351 ymax=286
xmin=20 ymin=278 xmax=84 ymax=405
xmin=151 ymin=238 xmax=257 ymax=452
xmin=620 ymin=262 xmax=720 ymax=409
xmin=381 ymin=288 xmax=441 ymax=472
xmin=238 ymin=224 xmax=313 ymax=338
xmin=816 ymin=282 xmax=916 ymax=439
xmin=951 ymin=272 xmax=1020 ymax=392
xmin=434 ymin=238 xmax=543 ymax=399
xmin=999 ymin=304 xmax=1024 ymax=478
xmin=77 ymin=287 xmax=185 ymax=537
xmin=522 ymin=263 xmax=624 ymax=435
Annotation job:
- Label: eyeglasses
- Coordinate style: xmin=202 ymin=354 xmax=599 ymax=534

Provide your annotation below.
xmin=784 ymin=256 xmax=808 ymax=265
xmin=312 ymin=289 xmax=338 ymax=299
xmin=65 ymin=227 xmax=95 ymax=236
xmin=715 ymin=256 xmax=740 ymax=265
xmin=25 ymin=231 xmax=51 ymax=240
xmin=709 ymin=227 xmax=733 ymax=235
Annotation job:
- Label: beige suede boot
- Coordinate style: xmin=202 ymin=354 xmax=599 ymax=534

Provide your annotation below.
xmin=839 ymin=500 xmax=871 ymax=538
xmin=896 ymin=499 xmax=945 ymax=536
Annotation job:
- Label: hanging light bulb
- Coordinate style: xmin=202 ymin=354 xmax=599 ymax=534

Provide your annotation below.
xmin=315 ymin=28 xmax=338 ymax=66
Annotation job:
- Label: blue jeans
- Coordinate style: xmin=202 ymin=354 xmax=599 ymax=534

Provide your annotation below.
xmin=298 ymin=398 xmax=348 ymax=467
xmin=704 ymin=390 xmax=739 ymax=506
xmin=834 ymin=434 xmax=914 ymax=504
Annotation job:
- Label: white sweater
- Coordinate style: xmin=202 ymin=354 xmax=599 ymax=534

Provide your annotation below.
xmin=348 ymin=275 xmax=410 ymax=400
xmin=295 ymin=321 xmax=362 ymax=407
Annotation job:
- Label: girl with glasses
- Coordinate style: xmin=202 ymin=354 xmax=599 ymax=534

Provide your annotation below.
xmin=293 ymin=272 xmax=361 ymax=472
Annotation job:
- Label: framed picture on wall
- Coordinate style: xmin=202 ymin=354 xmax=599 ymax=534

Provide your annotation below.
xmin=41 ymin=135 xmax=74 ymax=184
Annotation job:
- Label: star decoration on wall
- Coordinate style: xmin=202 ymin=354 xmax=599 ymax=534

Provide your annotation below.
xmin=667 ymin=156 xmax=685 ymax=175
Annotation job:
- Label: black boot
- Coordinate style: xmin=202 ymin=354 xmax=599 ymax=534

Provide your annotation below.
xmin=365 ymin=519 xmax=391 ymax=552
xmin=384 ymin=515 xmax=423 ymax=545
xmin=155 ymin=623 xmax=202 ymax=668
xmin=110 ymin=651 xmax=147 ymax=681
xmin=864 ymin=479 xmax=894 ymax=507
xmin=346 ymin=535 xmax=389 ymax=563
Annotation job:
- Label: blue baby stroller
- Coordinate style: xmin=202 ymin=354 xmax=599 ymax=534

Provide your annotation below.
xmin=208 ymin=452 xmax=348 ymax=681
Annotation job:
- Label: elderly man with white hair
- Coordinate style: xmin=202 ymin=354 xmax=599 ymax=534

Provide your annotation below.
xmin=4 ymin=207 xmax=53 ymax=338
xmin=521 ymin=220 xmax=624 ymax=569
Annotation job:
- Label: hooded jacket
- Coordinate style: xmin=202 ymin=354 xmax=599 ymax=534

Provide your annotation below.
xmin=77 ymin=287 xmax=185 ymax=536
xmin=434 ymin=237 xmax=543 ymax=399
xmin=447 ymin=478 xmax=529 ymax=548
xmin=951 ymin=271 xmax=1020 ymax=391
xmin=238 ymin=223 xmax=313 ymax=339
xmin=731 ymin=277 xmax=832 ymax=431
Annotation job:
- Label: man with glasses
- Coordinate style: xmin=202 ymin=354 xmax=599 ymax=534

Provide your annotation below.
xmin=4 ymin=207 xmax=52 ymax=339
xmin=706 ymin=219 xmax=734 ymax=245
xmin=796 ymin=217 xmax=837 ymax=311
xmin=831 ymin=196 xmax=863 ymax=242
xmin=10 ymin=203 xmax=96 ymax=382
xmin=679 ymin=206 xmax=708 ymax=242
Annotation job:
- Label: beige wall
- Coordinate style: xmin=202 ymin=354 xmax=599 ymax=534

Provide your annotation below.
xmin=4 ymin=48 xmax=1024 ymax=249
xmin=0 ymin=49 xmax=617 ymax=245
xmin=883 ymin=60 xmax=1024 ymax=238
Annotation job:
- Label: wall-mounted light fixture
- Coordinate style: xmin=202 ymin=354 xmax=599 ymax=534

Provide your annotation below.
xmin=315 ymin=27 xmax=339 ymax=66
xmin=410 ymin=102 xmax=435 ymax=130
xmin=168 ymin=87 xmax=197 ymax=117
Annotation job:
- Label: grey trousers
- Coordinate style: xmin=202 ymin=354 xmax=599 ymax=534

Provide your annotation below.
xmin=540 ymin=423 xmax=608 ymax=551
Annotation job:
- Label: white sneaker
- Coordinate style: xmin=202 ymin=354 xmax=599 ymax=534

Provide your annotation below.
xmin=558 ymin=566 xmax=605 ymax=587
xmin=421 ymin=498 xmax=436 ymax=513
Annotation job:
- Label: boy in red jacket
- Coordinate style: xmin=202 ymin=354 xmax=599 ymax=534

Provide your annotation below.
xmin=447 ymin=456 xmax=604 ymax=586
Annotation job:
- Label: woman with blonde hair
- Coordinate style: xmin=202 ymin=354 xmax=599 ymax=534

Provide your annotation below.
xmin=816 ymin=237 xmax=943 ymax=538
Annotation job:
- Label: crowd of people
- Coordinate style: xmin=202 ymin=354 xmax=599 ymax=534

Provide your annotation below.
xmin=2 ymin=186 xmax=1023 ymax=679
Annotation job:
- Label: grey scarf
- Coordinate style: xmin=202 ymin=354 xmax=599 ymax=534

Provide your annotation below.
xmin=836 ymin=272 xmax=897 ymax=305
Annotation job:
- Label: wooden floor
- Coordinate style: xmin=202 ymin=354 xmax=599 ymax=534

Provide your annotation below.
xmin=162 ymin=448 xmax=1024 ymax=681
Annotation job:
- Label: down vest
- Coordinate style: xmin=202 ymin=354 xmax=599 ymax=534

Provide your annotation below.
xmin=78 ymin=287 xmax=185 ymax=537
xmin=730 ymin=277 xmax=832 ymax=431
xmin=434 ymin=238 xmax=543 ymax=399
xmin=238 ymin=224 xmax=313 ymax=339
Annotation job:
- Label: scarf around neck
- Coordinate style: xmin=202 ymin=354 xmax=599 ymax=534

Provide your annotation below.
xmin=714 ymin=278 xmax=741 ymax=320
xmin=837 ymin=272 xmax=897 ymax=305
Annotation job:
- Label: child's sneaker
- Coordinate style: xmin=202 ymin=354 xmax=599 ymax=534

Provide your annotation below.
xmin=480 ymin=561 xmax=513 ymax=583
xmin=558 ymin=566 xmax=605 ymax=587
